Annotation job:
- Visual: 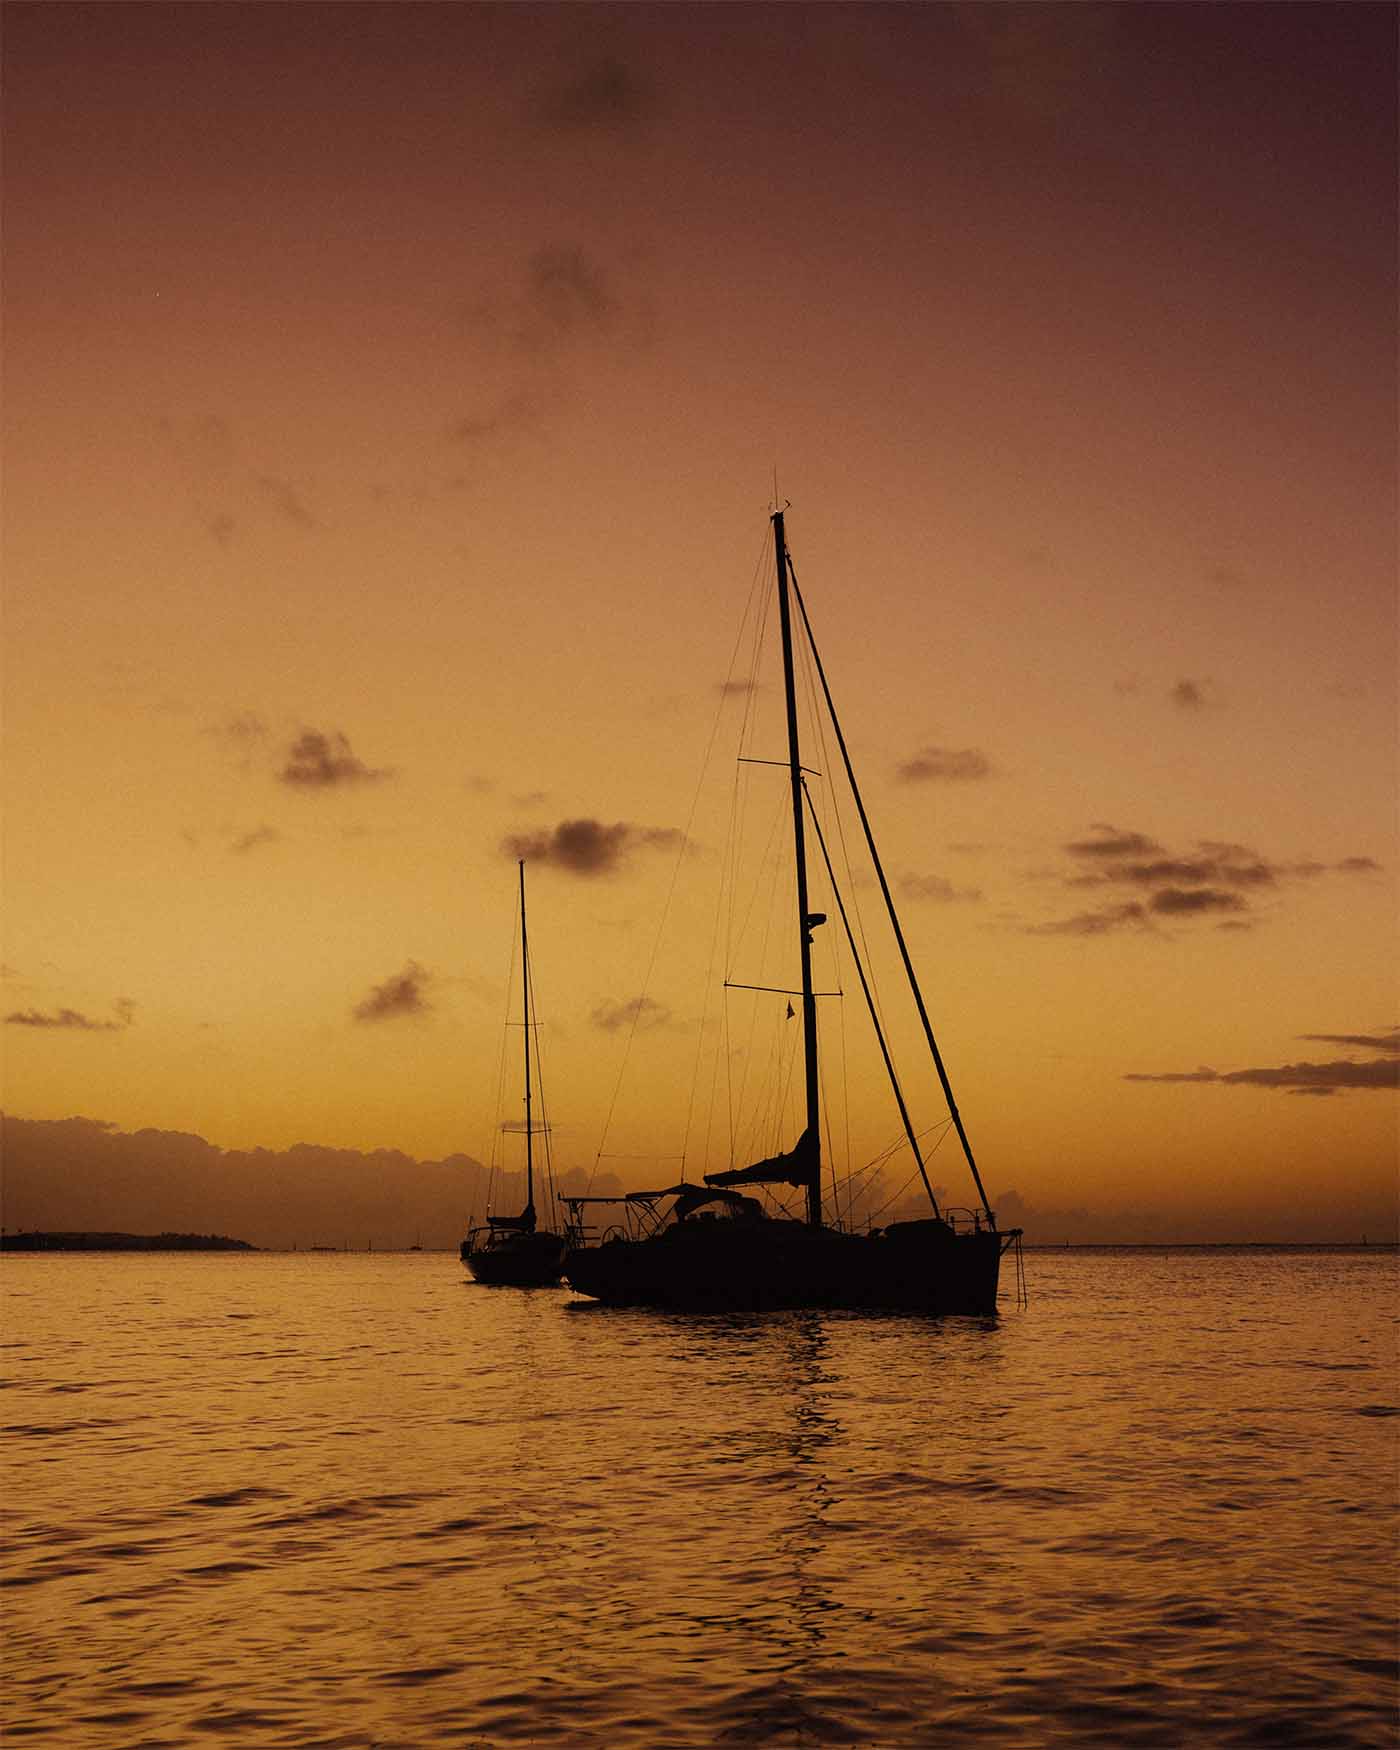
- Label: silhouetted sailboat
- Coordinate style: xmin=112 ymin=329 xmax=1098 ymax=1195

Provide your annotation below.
xmin=460 ymin=862 xmax=566 ymax=1287
xmin=562 ymin=508 xmax=1021 ymax=1314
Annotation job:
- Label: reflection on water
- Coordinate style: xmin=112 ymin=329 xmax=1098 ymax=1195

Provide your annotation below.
xmin=2 ymin=1249 xmax=1395 ymax=1746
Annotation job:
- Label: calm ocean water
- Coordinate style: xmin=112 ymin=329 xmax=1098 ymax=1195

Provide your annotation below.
xmin=2 ymin=1248 xmax=1395 ymax=1748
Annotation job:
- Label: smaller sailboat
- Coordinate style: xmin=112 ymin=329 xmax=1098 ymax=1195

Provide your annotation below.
xmin=460 ymin=862 xmax=566 ymax=1287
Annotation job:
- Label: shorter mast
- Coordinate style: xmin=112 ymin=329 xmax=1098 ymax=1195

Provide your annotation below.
xmin=520 ymin=859 xmax=535 ymax=1228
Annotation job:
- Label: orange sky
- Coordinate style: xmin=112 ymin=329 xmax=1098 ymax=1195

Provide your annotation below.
xmin=4 ymin=3 xmax=1396 ymax=1242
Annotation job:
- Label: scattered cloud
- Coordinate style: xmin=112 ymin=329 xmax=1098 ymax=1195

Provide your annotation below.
xmin=6 ymin=1000 xmax=134 ymax=1032
xmin=521 ymin=244 xmax=616 ymax=347
xmin=352 ymin=962 xmax=432 ymax=1024
xmin=1100 ymin=855 xmax=1275 ymax=890
xmin=1127 ymin=1058 xmax=1398 ymax=1094
xmin=254 ymin=474 xmax=316 ymax=529
xmin=1301 ymin=1030 xmax=1399 ymax=1055
xmin=501 ymin=817 xmax=680 ymax=877
xmin=157 ymin=415 xmax=320 ymax=542
xmin=1065 ymin=826 xmax=1164 ymax=860
xmin=1171 ymin=678 xmax=1205 ymax=709
xmin=537 ymin=56 xmax=657 ymax=133
xmin=1123 ymin=1065 xmax=1223 ymax=1084
xmin=207 ymin=711 xmax=268 ymax=746
xmin=447 ymin=388 xmax=553 ymax=446
xmin=230 ymin=825 xmax=280 ymax=855
xmin=1039 ymin=823 xmax=1383 ymax=935
xmin=462 ymin=246 xmax=621 ymax=353
xmin=280 ymin=730 xmax=392 ymax=789
xmin=1027 ymin=900 xmax=1150 ymax=937
xmin=1149 ymin=886 xmax=1246 ymax=916
xmin=203 ymin=712 xmax=270 ymax=777
xmin=1127 ymin=1027 xmax=1399 ymax=1094
xmin=447 ymin=239 xmax=644 ymax=450
xmin=590 ymin=995 xmax=674 ymax=1033
xmin=896 ymin=746 xmax=992 ymax=783
xmin=718 ymin=678 xmax=758 ymax=698
xmin=899 ymin=873 xmax=984 ymax=904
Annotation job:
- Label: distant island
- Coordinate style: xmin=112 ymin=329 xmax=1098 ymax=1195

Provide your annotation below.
xmin=1 ymin=1231 xmax=256 ymax=1252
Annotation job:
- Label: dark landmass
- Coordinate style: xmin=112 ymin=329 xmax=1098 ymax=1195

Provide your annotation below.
xmin=1 ymin=1231 xmax=256 ymax=1252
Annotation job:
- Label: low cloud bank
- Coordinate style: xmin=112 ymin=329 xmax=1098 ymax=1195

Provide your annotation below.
xmin=5 ymin=1115 xmax=1393 ymax=1250
xmin=1 ymin=1116 xmax=624 ymax=1252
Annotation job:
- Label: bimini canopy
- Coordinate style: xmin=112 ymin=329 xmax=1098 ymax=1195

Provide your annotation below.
xmin=624 ymin=1184 xmax=765 ymax=1222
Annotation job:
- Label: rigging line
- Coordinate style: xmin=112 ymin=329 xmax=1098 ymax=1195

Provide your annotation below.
xmin=725 ymin=795 xmax=788 ymax=1170
xmin=481 ymin=894 xmax=522 ymax=1213
xmin=871 ymin=1127 xmax=951 ymax=1210
xmin=790 ymin=650 xmax=858 ymax=1230
xmin=525 ymin=947 xmax=560 ymax=1223
xmin=774 ymin=991 xmax=802 ymax=1156
xmin=589 ymin=535 xmax=770 ymax=1195
xmin=865 ymin=1122 xmax=956 ymax=1221
xmin=596 ymin=1152 xmax=685 ymax=1160
xmin=803 ymin=779 xmax=941 ymax=1217
xmin=709 ymin=595 xmax=772 ymax=1176
xmin=793 ymin=572 xmax=889 ymax=1057
xmin=817 ymin=1003 xmax=843 ymax=1228
xmin=791 ymin=608 xmax=891 ymax=1226
xmin=723 ymin=982 xmax=842 ymax=996
xmin=788 ymin=556 xmax=995 ymax=1223
xmin=869 ymin=1166 xmax=924 ymax=1223
xmin=699 ymin=535 xmax=771 ymax=1181
xmin=726 ymin=762 xmax=788 ymax=993
xmin=715 ymin=739 xmax=746 ymax=1177
xmin=835 ymin=1126 xmax=948 ymax=1203
xmin=839 ymin=963 xmax=853 ymax=1232
xmin=727 ymin=542 xmax=774 ymax=974
xmin=757 ymin=1015 xmax=784 ymax=1161
xmin=739 ymin=991 xmax=783 ymax=1167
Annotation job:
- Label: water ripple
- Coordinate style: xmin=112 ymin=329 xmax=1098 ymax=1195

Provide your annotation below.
xmin=2 ymin=1248 xmax=1394 ymax=1748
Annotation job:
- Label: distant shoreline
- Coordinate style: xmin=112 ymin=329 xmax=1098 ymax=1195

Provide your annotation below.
xmin=1 ymin=1232 xmax=1392 ymax=1256
xmin=1019 ymin=1240 xmax=1397 ymax=1252
xmin=1 ymin=1232 xmax=256 ymax=1252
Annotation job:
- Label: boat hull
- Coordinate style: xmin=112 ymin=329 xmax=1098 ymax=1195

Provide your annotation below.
xmin=462 ymin=1230 xmax=566 ymax=1288
xmin=562 ymin=1217 xmax=1005 ymax=1315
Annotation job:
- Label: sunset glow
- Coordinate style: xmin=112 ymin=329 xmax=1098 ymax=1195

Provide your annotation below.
xmin=4 ymin=3 xmax=1395 ymax=1244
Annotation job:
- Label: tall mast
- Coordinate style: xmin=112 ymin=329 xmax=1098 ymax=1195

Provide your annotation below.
xmin=773 ymin=510 xmax=822 ymax=1227
xmin=520 ymin=858 xmax=534 ymax=1224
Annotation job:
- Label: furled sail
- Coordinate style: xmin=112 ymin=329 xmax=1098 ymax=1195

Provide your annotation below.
xmin=703 ymin=1126 xmax=817 ymax=1191
xmin=487 ymin=1207 xmax=536 ymax=1232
